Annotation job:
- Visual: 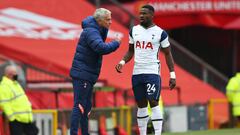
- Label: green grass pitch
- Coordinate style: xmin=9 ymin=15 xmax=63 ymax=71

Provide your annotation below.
xmin=162 ymin=128 xmax=240 ymax=135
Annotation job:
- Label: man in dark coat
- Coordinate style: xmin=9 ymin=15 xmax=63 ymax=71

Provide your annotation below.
xmin=70 ymin=8 xmax=121 ymax=135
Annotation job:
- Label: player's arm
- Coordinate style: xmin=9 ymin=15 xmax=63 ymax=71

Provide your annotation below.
xmin=162 ymin=46 xmax=176 ymax=90
xmin=160 ymin=30 xmax=176 ymax=90
xmin=162 ymin=46 xmax=174 ymax=72
xmin=116 ymin=27 xmax=134 ymax=73
xmin=115 ymin=43 xmax=134 ymax=73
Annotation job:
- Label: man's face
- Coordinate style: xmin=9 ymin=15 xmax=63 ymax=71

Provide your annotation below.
xmin=99 ymin=13 xmax=112 ymax=29
xmin=139 ymin=8 xmax=153 ymax=25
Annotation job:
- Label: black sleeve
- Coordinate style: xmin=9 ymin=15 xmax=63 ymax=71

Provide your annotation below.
xmin=129 ymin=27 xmax=133 ymax=38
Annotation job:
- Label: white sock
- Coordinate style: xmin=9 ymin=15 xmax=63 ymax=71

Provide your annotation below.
xmin=137 ymin=107 xmax=149 ymax=135
xmin=151 ymin=106 xmax=163 ymax=135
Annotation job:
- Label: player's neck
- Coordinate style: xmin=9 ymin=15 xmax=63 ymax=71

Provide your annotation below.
xmin=141 ymin=22 xmax=155 ymax=29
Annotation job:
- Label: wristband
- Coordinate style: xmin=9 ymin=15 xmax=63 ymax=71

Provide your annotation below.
xmin=119 ymin=60 xmax=126 ymax=65
xmin=170 ymin=71 xmax=176 ymax=79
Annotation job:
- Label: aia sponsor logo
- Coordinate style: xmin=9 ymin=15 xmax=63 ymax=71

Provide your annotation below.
xmin=0 ymin=8 xmax=123 ymax=40
xmin=136 ymin=41 xmax=153 ymax=49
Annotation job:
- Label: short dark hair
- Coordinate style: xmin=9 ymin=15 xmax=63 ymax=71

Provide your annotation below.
xmin=141 ymin=4 xmax=155 ymax=13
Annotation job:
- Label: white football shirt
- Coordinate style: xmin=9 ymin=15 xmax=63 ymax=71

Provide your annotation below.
xmin=129 ymin=24 xmax=170 ymax=75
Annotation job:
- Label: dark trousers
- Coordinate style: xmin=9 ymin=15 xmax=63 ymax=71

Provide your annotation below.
xmin=70 ymin=79 xmax=93 ymax=135
xmin=9 ymin=120 xmax=38 ymax=135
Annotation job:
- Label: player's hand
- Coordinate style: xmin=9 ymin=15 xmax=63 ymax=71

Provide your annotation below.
xmin=115 ymin=63 xmax=123 ymax=73
xmin=169 ymin=78 xmax=176 ymax=90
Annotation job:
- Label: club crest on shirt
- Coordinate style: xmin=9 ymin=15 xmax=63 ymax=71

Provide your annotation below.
xmin=152 ymin=34 xmax=155 ymax=39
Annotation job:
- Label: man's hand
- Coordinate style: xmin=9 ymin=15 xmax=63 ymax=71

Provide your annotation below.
xmin=114 ymin=34 xmax=122 ymax=44
xmin=169 ymin=78 xmax=176 ymax=90
xmin=115 ymin=63 xmax=123 ymax=73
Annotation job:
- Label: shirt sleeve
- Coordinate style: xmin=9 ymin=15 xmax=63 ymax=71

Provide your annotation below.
xmin=0 ymin=85 xmax=14 ymax=120
xmin=129 ymin=27 xmax=134 ymax=44
xmin=226 ymin=78 xmax=239 ymax=102
xmin=86 ymin=28 xmax=120 ymax=55
xmin=129 ymin=35 xmax=134 ymax=44
xmin=160 ymin=30 xmax=170 ymax=48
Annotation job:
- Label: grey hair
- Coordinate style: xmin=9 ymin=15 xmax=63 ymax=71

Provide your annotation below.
xmin=4 ymin=65 xmax=17 ymax=75
xmin=93 ymin=8 xmax=111 ymax=20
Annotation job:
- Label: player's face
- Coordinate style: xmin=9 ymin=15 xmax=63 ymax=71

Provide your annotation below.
xmin=139 ymin=8 xmax=153 ymax=26
xmin=99 ymin=13 xmax=112 ymax=29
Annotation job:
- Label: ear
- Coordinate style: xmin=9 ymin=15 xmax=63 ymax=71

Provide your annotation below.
xmin=96 ymin=18 xmax=102 ymax=26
